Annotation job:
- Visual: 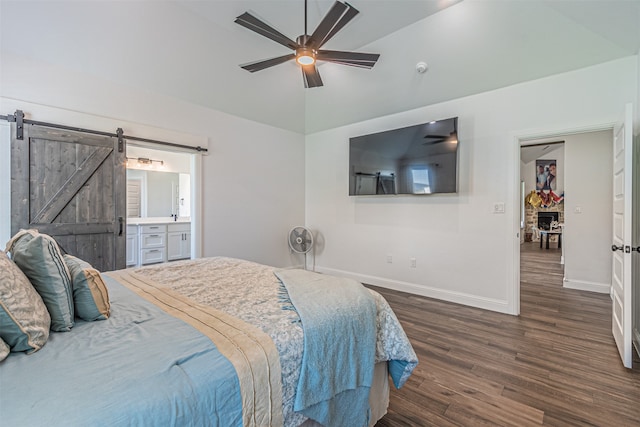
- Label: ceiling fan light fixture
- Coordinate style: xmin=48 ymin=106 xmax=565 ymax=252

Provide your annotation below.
xmin=296 ymin=48 xmax=316 ymax=66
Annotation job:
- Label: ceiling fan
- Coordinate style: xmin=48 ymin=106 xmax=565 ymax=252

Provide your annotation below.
xmin=423 ymin=133 xmax=456 ymax=145
xmin=422 ymin=118 xmax=458 ymax=145
xmin=235 ymin=0 xmax=380 ymax=88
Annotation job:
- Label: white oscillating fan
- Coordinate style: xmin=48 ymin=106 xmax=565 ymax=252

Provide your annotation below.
xmin=288 ymin=226 xmax=314 ymax=270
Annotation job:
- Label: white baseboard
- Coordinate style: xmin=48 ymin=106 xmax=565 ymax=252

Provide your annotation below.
xmin=315 ymin=266 xmax=513 ymax=314
xmin=562 ymin=277 xmax=610 ymax=293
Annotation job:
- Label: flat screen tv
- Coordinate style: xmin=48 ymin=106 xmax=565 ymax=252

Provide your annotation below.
xmin=349 ymin=117 xmax=459 ymax=195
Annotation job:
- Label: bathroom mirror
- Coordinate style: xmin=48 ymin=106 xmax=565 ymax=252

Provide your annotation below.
xmin=127 ymin=169 xmax=190 ymax=218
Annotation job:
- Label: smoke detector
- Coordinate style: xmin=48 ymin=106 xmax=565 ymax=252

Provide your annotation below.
xmin=416 ymin=62 xmax=428 ymax=74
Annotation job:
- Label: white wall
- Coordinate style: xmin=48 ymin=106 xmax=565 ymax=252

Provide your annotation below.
xmin=0 ymin=57 xmax=305 ymax=268
xmin=201 ymin=116 xmax=305 ymax=266
xmin=563 ymin=130 xmax=613 ymax=292
xmin=306 ymin=56 xmax=638 ymax=315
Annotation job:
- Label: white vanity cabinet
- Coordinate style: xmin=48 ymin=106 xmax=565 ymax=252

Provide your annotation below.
xmin=126 ymin=221 xmax=191 ymax=267
xmin=139 ymin=224 xmax=167 ymax=265
xmin=167 ymin=223 xmax=191 ymax=261
xmin=126 ymin=225 xmax=138 ymax=267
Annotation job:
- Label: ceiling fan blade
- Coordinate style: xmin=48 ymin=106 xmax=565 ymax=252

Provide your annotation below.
xmin=235 ymin=12 xmax=298 ymax=50
xmin=307 ymin=1 xmax=352 ymax=49
xmin=424 ymin=131 xmax=457 ymax=144
xmin=317 ymin=50 xmax=380 ymax=68
xmin=313 ymin=4 xmax=359 ymax=49
xmin=301 ymin=64 xmax=323 ymax=88
xmin=240 ymin=53 xmax=296 ymax=73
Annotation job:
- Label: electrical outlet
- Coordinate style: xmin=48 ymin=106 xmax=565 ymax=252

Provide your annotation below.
xmin=386 ymin=254 xmax=393 ymax=264
xmin=574 ymin=206 xmax=582 ymax=214
xmin=410 ymin=258 xmax=416 ymax=268
xmin=493 ymin=202 xmax=505 ymax=214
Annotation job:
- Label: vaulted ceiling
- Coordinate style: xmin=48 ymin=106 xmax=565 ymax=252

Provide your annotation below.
xmin=1 ymin=0 xmax=639 ymax=134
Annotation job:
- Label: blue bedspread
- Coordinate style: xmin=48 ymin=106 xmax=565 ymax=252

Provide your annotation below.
xmin=275 ymin=269 xmax=378 ymax=427
xmin=0 ymin=275 xmax=242 ymax=427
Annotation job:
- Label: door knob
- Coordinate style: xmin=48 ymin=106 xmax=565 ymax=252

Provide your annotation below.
xmin=611 ymin=244 xmax=624 ymax=252
xmin=632 ymin=246 xmax=640 ymax=253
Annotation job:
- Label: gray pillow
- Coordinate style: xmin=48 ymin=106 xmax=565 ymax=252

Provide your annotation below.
xmin=64 ymin=254 xmax=110 ymax=321
xmin=6 ymin=230 xmax=74 ymax=332
xmin=0 ymin=250 xmax=51 ymax=353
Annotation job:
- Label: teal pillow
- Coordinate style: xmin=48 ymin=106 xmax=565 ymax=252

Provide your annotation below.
xmin=0 ymin=250 xmax=51 ymax=353
xmin=64 ymin=255 xmax=110 ymax=321
xmin=6 ymin=230 xmax=74 ymax=332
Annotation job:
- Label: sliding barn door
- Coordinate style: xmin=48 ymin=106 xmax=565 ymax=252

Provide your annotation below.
xmin=10 ymin=124 xmax=126 ymax=272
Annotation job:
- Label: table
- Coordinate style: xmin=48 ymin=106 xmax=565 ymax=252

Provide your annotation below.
xmin=539 ymin=229 xmax=562 ymax=249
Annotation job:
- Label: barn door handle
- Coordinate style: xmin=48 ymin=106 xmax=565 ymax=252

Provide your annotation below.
xmin=611 ymin=245 xmax=624 ymax=252
xmin=118 ymin=217 xmax=124 ymax=236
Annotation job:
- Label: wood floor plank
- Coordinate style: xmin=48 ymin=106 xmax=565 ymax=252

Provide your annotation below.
xmin=373 ymin=242 xmax=640 ymax=426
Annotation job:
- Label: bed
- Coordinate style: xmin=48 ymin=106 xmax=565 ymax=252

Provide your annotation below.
xmin=0 ymin=231 xmax=417 ymax=427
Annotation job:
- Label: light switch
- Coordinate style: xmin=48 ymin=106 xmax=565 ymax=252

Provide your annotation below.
xmin=493 ymin=202 xmax=505 ymax=214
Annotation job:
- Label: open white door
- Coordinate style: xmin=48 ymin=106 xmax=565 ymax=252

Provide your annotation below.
xmin=611 ymin=103 xmax=634 ymax=369
xmin=634 ymin=131 xmax=640 ymax=359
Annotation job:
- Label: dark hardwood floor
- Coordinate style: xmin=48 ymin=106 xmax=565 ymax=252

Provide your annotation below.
xmin=371 ymin=242 xmax=640 ymax=426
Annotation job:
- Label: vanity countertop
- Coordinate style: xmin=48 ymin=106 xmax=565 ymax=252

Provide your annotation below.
xmin=127 ymin=217 xmax=191 ymax=225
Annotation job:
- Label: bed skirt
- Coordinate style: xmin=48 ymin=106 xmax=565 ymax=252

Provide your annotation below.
xmin=299 ymin=362 xmax=390 ymax=427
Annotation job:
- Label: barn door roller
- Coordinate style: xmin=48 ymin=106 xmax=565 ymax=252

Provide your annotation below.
xmin=7 ymin=110 xmax=24 ymax=140
xmin=116 ymin=128 xmax=124 ymax=153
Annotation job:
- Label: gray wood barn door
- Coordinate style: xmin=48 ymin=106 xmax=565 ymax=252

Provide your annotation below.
xmin=11 ymin=124 xmax=126 ymax=271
